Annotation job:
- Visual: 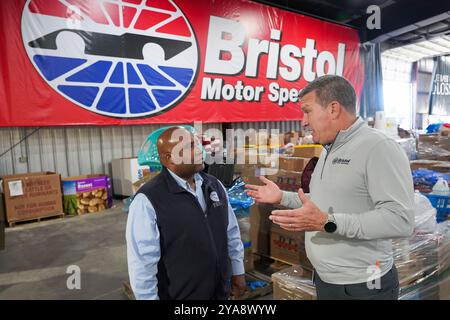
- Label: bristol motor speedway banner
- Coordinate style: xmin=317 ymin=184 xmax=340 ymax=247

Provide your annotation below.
xmin=0 ymin=0 xmax=363 ymax=126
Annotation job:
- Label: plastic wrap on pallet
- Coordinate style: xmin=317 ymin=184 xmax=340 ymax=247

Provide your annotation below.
xmin=272 ymin=265 xmax=316 ymax=300
xmin=417 ymin=134 xmax=450 ymax=161
xmin=394 ymin=214 xmax=450 ymax=300
xmin=396 ymin=138 xmax=417 ymax=160
xmin=228 ymin=177 xmax=255 ymax=271
xmin=228 ymin=177 xmax=254 ymax=218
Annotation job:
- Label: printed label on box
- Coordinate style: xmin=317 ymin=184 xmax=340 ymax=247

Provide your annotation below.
xmin=8 ymin=180 xmax=23 ymax=197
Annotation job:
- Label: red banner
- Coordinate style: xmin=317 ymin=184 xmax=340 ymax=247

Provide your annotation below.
xmin=0 ymin=0 xmax=363 ymax=126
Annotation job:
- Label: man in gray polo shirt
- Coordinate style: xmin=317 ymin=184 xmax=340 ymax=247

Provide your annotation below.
xmin=246 ymin=75 xmax=414 ymax=300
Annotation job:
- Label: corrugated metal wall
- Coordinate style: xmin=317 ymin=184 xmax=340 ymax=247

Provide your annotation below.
xmin=230 ymin=120 xmax=301 ymax=131
xmin=0 ymin=121 xmax=301 ymax=177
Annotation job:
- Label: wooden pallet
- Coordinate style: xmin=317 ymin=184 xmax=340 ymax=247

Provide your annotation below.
xmin=7 ymin=213 xmax=65 ymax=227
xmin=253 ymin=252 xmax=314 ymax=272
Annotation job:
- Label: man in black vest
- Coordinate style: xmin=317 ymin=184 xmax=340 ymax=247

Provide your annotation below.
xmin=126 ymin=126 xmax=246 ymax=300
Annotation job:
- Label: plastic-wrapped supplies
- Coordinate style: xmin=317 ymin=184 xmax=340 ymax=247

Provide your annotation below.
xmin=227 ymin=177 xmax=255 ymax=271
xmin=270 ymin=195 xmax=449 ymax=300
xmin=396 ymin=137 xmax=417 ymax=160
xmin=412 ymin=169 xmax=450 ymax=193
xmin=272 ymin=265 xmax=316 ymax=300
xmin=394 ymin=207 xmax=450 ymax=300
xmin=413 ymin=192 xmax=438 ymax=233
xmin=417 ymin=133 xmax=450 ymax=161
xmin=227 ymin=177 xmax=254 ymax=218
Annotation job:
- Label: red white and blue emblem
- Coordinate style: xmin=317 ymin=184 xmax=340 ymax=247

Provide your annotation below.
xmin=21 ymin=0 xmax=198 ymax=118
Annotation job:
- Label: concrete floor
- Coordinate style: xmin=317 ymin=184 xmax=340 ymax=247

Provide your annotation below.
xmin=0 ymin=202 xmax=129 ymax=300
xmin=0 ymin=201 xmax=272 ymax=300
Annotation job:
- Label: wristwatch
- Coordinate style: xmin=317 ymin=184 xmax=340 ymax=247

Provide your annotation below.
xmin=324 ymin=214 xmax=337 ymax=233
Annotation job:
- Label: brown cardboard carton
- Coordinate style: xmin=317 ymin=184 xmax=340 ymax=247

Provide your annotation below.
xmin=266 ymin=169 xmax=302 ymax=192
xmin=241 ymin=167 xmax=302 ymax=192
xmin=131 ymin=171 xmax=160 ymax=194
xmin=410 ymin=160 xmax=440 ymax=171
xmin=1 ymin=172 xmax=63 ymax=224
xmin=419 ymin=133 xmax=440 ymax=144
xmin=272 ymin=265 xmax=316 ymax=300
xmin=270 ymin=224 xmax=313 ymax=270
xmin=269 ymin=134 xmax=285 ymax=147
xmin=293 ymin=145 xmax=323 ymax=158
xmin=439 ymin=136 xmax=450 ymax=151
xmin=236 ymin=165 xmax=261 ymax=185
xmin=250 ymin=203 xmax=275 ymax=256
xmin=279 ymin=156 xmax=310 ymax=172
xmin=431 ymin=162 xmax=450 ymax=173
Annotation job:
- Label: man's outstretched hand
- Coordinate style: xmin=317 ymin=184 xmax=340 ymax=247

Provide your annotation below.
xmin=269 ymin=188 xmax=328 ymax=232
xmin=245 ymin=176 xmax=283 ymax=204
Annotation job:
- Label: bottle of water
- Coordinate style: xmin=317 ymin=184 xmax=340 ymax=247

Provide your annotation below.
xmin=432 ymin=177 xmax=450 ymax=195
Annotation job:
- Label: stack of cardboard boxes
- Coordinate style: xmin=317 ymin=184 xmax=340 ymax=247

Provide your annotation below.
xmin=234 ymin=144 xmax=323 ymax=276
xmin=250 ymin=203 xmax=313 ymax=271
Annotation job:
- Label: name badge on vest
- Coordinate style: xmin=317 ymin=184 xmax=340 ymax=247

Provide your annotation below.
xmin=210 ymin=191 xmax=222 ymax=208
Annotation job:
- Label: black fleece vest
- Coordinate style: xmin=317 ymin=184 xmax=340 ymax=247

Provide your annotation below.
xmin=137 ymin=167 xmax=231 ymax=300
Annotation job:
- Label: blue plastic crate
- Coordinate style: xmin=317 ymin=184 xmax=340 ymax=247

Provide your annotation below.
xmin=423 ymin=193 xmax=450 ymax=223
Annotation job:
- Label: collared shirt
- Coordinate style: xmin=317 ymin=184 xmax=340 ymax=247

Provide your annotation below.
xmin=126 ymin=169 xmax=245 ymax=300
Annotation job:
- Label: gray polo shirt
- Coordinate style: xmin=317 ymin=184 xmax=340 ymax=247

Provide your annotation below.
xmin=280 ymin=118 xmax=414 ymax=285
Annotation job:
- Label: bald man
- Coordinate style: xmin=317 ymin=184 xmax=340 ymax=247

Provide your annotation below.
xmin=126 ymin=126 xmax=246 ymax=300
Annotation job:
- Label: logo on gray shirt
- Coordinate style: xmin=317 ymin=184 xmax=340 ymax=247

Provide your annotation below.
xmin=332 ymin=157 xmax=351 ymax=165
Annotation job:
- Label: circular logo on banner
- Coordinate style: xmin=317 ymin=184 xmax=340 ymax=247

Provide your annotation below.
xmin=21 ymin=0 xmax=198 ymax=118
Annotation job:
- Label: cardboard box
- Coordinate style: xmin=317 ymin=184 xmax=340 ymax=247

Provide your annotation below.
xmin=250 ymin=203 xmax=277 ymax=256
xmin=0 ymin=172 xmax=63 ymax=224
xmin=269 ymin=134 xmax=285 ymax=147
xmin=293 ymin=145 xmax=323 ymax=158
xmin=240 ymin=166 xmax=302 ymax=192
xmin=438 ymin=136 xmax=450 ymax=152
xmin=244 ymin=246 xmax=254 ymax=272
xmin=62 ymin=175 xmax=112 ymax=215
xmin=250 ymin=203 xmax=313 ymax=273
xmin=272 ymin=265 xmax=316 ymax=300
xmin=235 ymin=148 xmax=278 ymax=166
xmin=279 ymin=156 xmax=310 ymax=172
xmin=431 ymin=162 xmax=450 ymax=173
xmin=270 ymin=224 xmax=313 ymax=270
xmin=266 ymin=169 xmax=302 ymax=192
xmin=112 ymin=158 xmax=150 ymax=197
xmin=131 ymin=171 xmax=161 ymax=194
xmin=410 ymin=160 xmax=440 ymax=171
xmin=419 ymin=133 xmax=440 ymax=144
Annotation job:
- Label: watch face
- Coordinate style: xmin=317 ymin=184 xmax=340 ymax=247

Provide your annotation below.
xmin=325 ymin=222 xmax=337 ymax=233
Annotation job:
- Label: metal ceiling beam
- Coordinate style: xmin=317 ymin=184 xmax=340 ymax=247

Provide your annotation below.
xmin=361 ymin=1 xmax=450 ymax=43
